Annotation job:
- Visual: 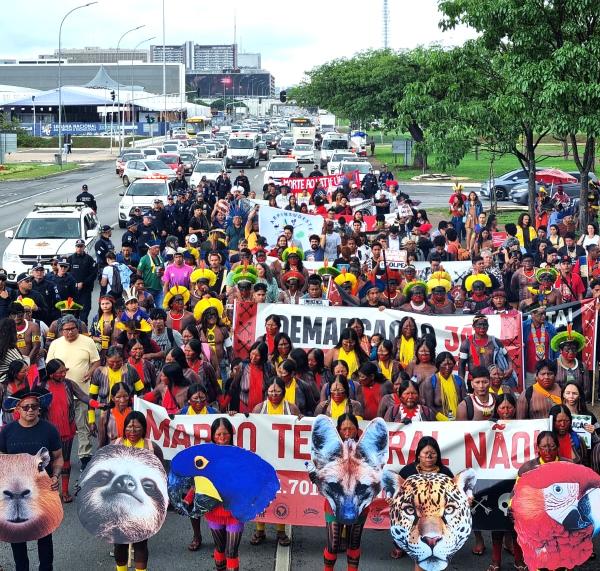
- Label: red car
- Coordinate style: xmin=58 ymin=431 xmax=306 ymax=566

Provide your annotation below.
xmin=157 ymin=153 xmax=182 ymax=172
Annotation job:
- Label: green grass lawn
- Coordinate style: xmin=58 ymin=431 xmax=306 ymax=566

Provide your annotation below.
xmin=425 ymin=206 xmax=523 ymax=227
xmin=0 ymin=162 xmax=80 ymax=181
xmin=372 ymin=146 xmax=582 ymax=182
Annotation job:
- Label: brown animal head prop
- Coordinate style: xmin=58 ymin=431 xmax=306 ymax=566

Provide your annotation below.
xmin=0 ymin=448 xmax=63 ymax=543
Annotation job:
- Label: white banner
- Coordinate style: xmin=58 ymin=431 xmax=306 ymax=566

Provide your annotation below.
xmin=135 ymin=398 xmax=545 ymax=479
xmin=258 ymin=205 xmax=323 ymax=250
xmin=253 ymin=303 xmax=505 ymax=352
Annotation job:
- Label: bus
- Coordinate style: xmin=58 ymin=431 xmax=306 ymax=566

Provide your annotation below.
xmin=185 ymin=116 xmax=212 ymax=137
xmin=288 ymin=117 xmax=313 ymax=128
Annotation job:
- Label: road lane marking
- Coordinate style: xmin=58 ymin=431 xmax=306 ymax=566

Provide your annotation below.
xmin=274 ymin=525 xmax=292 ymax=571
xmin=0 ymin=185 xmax=68 ymax=208
xmin=0 ymin=224 xmax=17 ymax=233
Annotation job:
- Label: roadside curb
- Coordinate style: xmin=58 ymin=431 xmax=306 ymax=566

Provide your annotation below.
xmin=400 ymin=181 xmax=481 ymax=188
xmin=274 ymin=525 xmax=292 ymax=571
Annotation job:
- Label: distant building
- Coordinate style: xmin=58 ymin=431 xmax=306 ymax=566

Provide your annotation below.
xmin=150 ymin=41 xmax=194 ymax=69
xmin=0 ymin=62 xmax=184 ymax=96
xmin=238 ymin=53 xmax=261 ymax=69
xmin=38 ymin=47 xmax=148 ymax=64
xmin=193 ymin=44 xmax=237 ymax=71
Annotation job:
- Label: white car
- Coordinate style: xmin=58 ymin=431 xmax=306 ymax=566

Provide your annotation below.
xmin=262 ymin=158 xmax=299 ymax=186
xmin=121 ymin=159 xmax=175 ymax=186
xmin=339 ymin=160 xmax=372 ymax=182
xmin=2 ymin=203 xmax=98 ymax=281
xmin=115 ymin=150 xmax=144 ymax=175
xmin=190 ymin=160 xmax=225 ymax=189
xmin=292 ymin=144 xmax=314 ymax=163
xmin=142 ymin=147 xmax=160 ymax=158
xmin=118 ymin=178 xmax=170 ymax=227
xmin=328 ymin=151 xmax=358 ymax=175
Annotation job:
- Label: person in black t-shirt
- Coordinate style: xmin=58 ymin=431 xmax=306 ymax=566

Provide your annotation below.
xmin=0 ymin=387 xmax=62 ymax=571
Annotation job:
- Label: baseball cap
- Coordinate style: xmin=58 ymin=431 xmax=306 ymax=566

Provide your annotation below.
xmin=32 ymin=261 xmax=45 ymax=271
xmin=75 ymin=239 xmax=85 ymax=247
xmin=16 ymin=272 xmax=32 ymax=283
xmin=560 ymin=255 xmax=572 ymax=264
xmin=58 ymin=258 xmax=70 ymax=267
xmin=126 ymin=220 xmax=137 ymax=229
xmin=100 ymin=224 xmax=111 ymax=233
xmin=0 ymin=268 xmax=7 ymax=279
xmin=82 ymin=184 xmax=88 ymax=190
xmin=188 ymin=234 xmax=198 ymax=244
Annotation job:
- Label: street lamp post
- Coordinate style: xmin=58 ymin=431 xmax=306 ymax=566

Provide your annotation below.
xmin=117 ymin=24 xmax=145 ymax=153
xmin=31 ymin=96 xmax=36 ymax=137
xmin=131 ymin=36 xmax=155 ymax=147
xmin=58 ymin=2 xmax=97 ymax=168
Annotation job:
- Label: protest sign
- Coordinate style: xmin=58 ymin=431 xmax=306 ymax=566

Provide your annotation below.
xmin=279 ymin=172 xmax=359 ymax=193
xmin=233 ymin=302 xmax=524 ymax=387
xmin=135 ymin=398 xmax=546 ymax=530
xmin=572 ymin=414 xmax=593 ymax=447
xmin=258 ymin=205 xmax=323 ymax=250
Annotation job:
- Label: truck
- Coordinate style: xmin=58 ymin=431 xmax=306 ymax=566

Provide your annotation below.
xmin=292 ymin=126 xmax=316 ymax=145
xmin=319 ymin=132 xmax=350 ymax=169
xmin=319 ymin=113 xmax=336 ymax=133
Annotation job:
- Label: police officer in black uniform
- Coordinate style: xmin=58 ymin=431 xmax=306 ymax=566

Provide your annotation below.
xmin=170 ymin=171 xmax=189 ymax=193
xmin=378 ymin=163 xmax=394 ymax=185
xmin=215 ymin=171 xmax=232 ymax=200
xmin=362 ymin=167 xmax=378 ymax=199
xmin=309 ymin=165 xmax=323 ymax=178
xmin=289 ymin=165 xmax=304 ymax=179
xmin=121 ymin=220 xmax=139 ymax=252
xmin=75 ymin=184 xmax=97 ymax=212
xmin=150 ymin=199 xmax=169 ymax=243
xmin=30 ymin=263 xmax=60 ymax=324
xmin=95 ymin=225 xmax=115 ymax=274
xmin=172 ymin=193 xmax=191 ymax=243
xmin=67 ymin=239 xmax=97 ymax=325
xmin=53 ymin=258 xmax=77 ymax=302
xmin=12 ymin=272 xmax=49 ymax=323
xmin=137 ymin=214 xmax=158 ymax=258
xmin=233 ymin=169 xmax=251 ymax=195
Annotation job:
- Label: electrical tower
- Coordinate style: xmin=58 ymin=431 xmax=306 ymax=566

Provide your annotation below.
xmin=383 ymin=0 xmax=389 ymax=49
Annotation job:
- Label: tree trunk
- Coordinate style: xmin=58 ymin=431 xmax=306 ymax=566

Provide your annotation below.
xmin=407 ymin=121 xmax=426 ymax=170
xmin=525 ymin=129 xmax=536 ymax=221
xmin=562 ymin=138 xmax=569 ymax=160
xmin=572 ymin=135 xmax=595 ymax=231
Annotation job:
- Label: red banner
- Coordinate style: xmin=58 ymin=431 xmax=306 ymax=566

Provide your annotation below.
xmin=280 ymin=171 xmax=360 ymax=193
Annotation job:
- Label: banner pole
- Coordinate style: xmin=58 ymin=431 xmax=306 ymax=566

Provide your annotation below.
xmin=382 ymin=248 xmax=392 ymax=308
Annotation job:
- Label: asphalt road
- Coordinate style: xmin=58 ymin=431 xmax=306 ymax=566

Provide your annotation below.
xmin=0 ymin=155 xmax=595 ymax=570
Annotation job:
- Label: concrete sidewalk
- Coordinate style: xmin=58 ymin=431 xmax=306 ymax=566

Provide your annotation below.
xmin=6 ymin=148 xmax=115 ymax=163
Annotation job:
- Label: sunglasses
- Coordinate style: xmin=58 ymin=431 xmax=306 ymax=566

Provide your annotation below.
xmin=19 ymin=403 xmax=40 ymax=411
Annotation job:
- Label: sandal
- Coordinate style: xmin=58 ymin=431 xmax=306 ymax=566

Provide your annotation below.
xmin=62 ymin=493 xmax=73 ymax=504
xmin=250 ymin=531 xmax=266 ymax=545
xmin=390 ymin=547 xmax=404 ymax=559
xmin=188 ymin=537 xmax=202 ymax=551
xmin=276 ymin=531 xmax=291 ymax=547
xmin=486 ymin=564 xmax=500 ymax=571
xmin=514 ymin=563 xmax=527 ymax=571
xmin=472 ymin=543 xmax=486 ymax=556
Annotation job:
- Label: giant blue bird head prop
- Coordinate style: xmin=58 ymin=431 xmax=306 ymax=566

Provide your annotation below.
xmin=168 ymin=444 xmax=280 ymax=522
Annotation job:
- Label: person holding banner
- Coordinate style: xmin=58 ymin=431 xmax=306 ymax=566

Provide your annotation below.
xmin=420 ymin=352 xmax=467 ymax=421
xmin=549 ymin=404 xmax=589 ymax=466
xmin=382 ymin=378 xmax=435 ymax=423
xmin=404 ymin=336 xmax=437 ymax=385
xmin=355 ymin=362 xmax=393 ymax=420
xmin=228 ymin=341 xmax=273 ymax=414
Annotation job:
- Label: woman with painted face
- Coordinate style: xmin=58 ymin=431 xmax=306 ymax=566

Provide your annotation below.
xmin=269 ymin=332 xmax=294 ymax=368
xmin=97 ymin=382 xmax=132 ymax=447
xmin=517 ymin=359 xmax=562 ymax=420
xmin=373 ymin=339 xmax=402 ymax=383
xmin=227 ymin=341 xmax=274 ymax=413
xmin=486 ymin=394 xmax=526 ymax=571
xmin=314 ymin=375 xmax=364 ymax=419
xmin=307 ymin=349 xmax=334 ymax=391
xmin=404 ymin=336 xmax=437 ymax=385
xmin=518 ymin=431 xmax=570 ymax=475
xmin=553 ymin=333 xmax=588 ymax=396
xmin=549 ymin=404 xmax=588 ymax=465
xmin=348 ymin=318 xmax=371 ymax=356
xmin=354 ymin=362 xmax=393 ymax=421
xmin=178 ymin=384 xmax=218 ymax=552
xmin=249 ymin=377 xmax=299 ymax=547
xmin=324 ymin=328 xmax=370 ymax=377
xmin=395 ymin=316 xmax=419 ymax=369
xmin=383 ymin=378 xmax=435 ymax=423
xmin=112 ymin=411 xmax=164 ymax=571
xmin=420 ymin=352 xmax=467 ymax=421
xmin=456 ymin=366 xmax=496 ymax=421
xmin=562 ymin=381 xmax=600 ymax=471
xmin=275 ymin=359 xmax=316 ymax=416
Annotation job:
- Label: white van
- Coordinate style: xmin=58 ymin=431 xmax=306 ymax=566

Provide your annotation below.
xmin=225 ymin=133 xmax=261 ymax=169
xmin=320 ymin=133 xmax=349 ymax=169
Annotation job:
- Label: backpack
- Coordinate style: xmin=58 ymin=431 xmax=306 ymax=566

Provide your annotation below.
xmin=110 ymin=265 xmax=123 ymax=297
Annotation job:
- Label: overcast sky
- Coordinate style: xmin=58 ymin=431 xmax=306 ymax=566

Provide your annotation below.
xmin=0 ymin=0 xmax=475 ymax=86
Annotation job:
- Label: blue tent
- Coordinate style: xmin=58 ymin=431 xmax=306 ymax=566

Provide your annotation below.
xmin=3 ymin=86 xmax=112 ymax=107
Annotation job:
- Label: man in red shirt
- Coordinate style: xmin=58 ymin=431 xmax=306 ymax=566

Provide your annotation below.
xmin=554 ymin=256 xmax=585 ymax=302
